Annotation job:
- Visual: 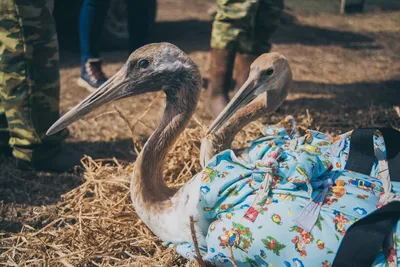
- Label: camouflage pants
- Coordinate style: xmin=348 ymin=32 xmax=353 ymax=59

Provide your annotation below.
xmin=0 ymin=0 xmax=67 ymax=162
xmin=211 ymin=0 xmax=284 ymax=54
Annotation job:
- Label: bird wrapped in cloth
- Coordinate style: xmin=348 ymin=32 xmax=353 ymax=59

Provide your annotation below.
xmin=47 ymin=43 xmax=400 ymax=266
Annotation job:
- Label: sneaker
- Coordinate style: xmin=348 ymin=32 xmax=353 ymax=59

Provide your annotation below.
xmin=77 ymin=58 xmax=108 ymax=93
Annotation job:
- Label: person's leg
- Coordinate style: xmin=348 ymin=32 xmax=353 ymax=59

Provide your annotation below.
xmin=233 ymin=0 xmax=283 ymax=93
xmin=253 ymin=0 xmax=283 ymax=54
xmin=207 ymin=48 xmax=235 ymax=117
xmin=232 ymin=53 xmax=257 ymax=93
xmin=78 ymin=0 xmax=110 ymax=92
xmin=0 ymin=0 xmax=83 ymax=171
xmin=208 ymin=0 xmax=259 ymax=117
xmin=126 ymin=0 xmax=153 ymax=51
xmin=0 ymin=0 xmax=26 ymax=157
xmin=79 ymin=0 xmax=111 ymax=63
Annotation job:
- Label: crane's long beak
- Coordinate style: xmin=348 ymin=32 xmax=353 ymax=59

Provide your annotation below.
xmin=47 ymin=67 xmax=130 ymax=136
xmin=207 ymin=78 xmax=259 ymax=135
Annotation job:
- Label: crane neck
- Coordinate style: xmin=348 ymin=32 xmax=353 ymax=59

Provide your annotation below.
xmin=214 ymin=83 xmax=291 ymax=150
xmin=130 ymin=69 xmax=201 ymax=210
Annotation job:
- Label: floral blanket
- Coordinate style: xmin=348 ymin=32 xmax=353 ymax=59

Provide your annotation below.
xmin=176 ymin=117 xmax=400 ymax=267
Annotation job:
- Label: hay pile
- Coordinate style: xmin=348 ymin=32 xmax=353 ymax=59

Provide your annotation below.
xmin=0 ymin=155 xmax=189 ymax=266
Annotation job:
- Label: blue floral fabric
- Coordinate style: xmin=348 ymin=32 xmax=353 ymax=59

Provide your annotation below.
xmin=175 ymin=117 xmax=400 ymax=266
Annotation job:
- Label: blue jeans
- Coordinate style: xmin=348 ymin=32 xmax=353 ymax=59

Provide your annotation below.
xmin=79 ymin=0 xmax=152 ymax=64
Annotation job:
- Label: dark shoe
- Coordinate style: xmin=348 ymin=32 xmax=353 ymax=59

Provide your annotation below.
xmin=233 ymin=53 xmax=258 ymax=93
xmin=0 ymin=129 xmax=11 ymax=156
xmin=0 ymin=145 xmax=12 ymax=157
xmin=207 ymin=49 xmax=236 ymax=118
xmin=78 ymin=58 xmax=108 ymax=93
xmin=15 ymin=145 xmax=85 ymax=173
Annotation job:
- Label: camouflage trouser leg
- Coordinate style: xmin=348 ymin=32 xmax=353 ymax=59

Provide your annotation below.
xmin=0 ymin=0 xmax=67 ymax=162
xmin=211 ymin=0 xmax=283 ymax=55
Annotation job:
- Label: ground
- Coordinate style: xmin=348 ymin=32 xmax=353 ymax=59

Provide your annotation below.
xmin=0 ymin=0 xmax=399 ymax=266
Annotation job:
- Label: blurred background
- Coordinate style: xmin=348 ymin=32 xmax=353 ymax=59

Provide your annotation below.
xmin=54 ymin=0 xmax=399 ymax=50
xmin=52 ymin=0 xmax=399 ymax=157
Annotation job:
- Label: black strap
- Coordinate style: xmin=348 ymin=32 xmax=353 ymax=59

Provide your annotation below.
xmin=345 ymin=128 xmax=376 ymax=175
xmin=334 ymin=127 xmax=400 ymax=266
xmin=332 ymin=201 xmax=400 ymax=267
xmin=379 ymin=128 xmax=400 ymax=181
xmin=345 ymin=127 xmax=400 ymax=182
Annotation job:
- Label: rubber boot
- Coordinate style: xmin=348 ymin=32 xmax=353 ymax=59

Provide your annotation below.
xmin=232 ymin=53 xmax=258 ymax=93
xmin=15 ymin=144 xmax=86 ymax=172
xmin=207 ymin=49 xmax=236 ymax=118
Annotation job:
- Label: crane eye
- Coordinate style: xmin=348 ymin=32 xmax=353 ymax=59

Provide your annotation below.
xmin=262 ymin=68 xmax=274 ymax=76
xmin=138 ymin=59 xmax=149 ymax=69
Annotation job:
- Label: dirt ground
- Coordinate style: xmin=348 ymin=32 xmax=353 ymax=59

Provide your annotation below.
xmin=1 ymin=0 xmax=399 ymax=266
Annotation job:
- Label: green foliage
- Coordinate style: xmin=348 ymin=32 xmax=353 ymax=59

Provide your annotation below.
xmin=315 ymin=215 xmax=324 ymax=231
xmin=261 ymin=236 xmax=286 ymax=256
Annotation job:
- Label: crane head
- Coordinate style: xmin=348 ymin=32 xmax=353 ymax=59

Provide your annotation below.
xmin=207 ymin=52 xmax=292 ymax=135
xmin=47 ymin=43 xmax=200 ymax=136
